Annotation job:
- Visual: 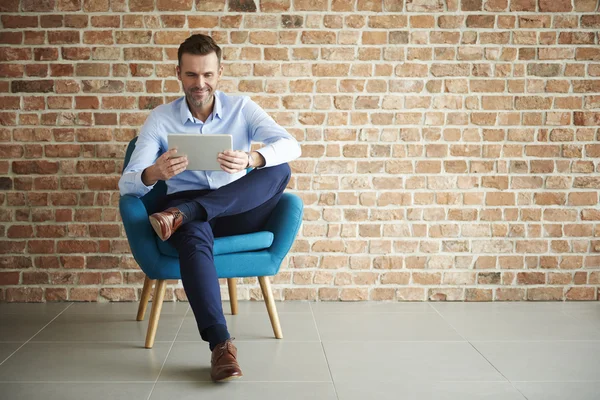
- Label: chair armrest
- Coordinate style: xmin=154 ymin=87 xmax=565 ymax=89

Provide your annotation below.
xmin=119 ymin=194 xmax=163 ymax=273
xmin=263 ymin=192 xmax=304 ymax=263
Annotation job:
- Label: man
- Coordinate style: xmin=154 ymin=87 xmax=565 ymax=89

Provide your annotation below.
xmin=118 ymin=34 xmax=301 ymax=382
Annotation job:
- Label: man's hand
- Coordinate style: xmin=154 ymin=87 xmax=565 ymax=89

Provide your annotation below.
xmin=142 ymin=148 xmax=188 ymax=186
xmin=217 ymin=150 xmax=249 ymax=174
xmin=217 ymin=150 xmax=266 ymax=174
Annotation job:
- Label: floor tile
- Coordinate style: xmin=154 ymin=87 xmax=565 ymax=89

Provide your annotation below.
xmin=555 ymin=301 xmax=600 ymax=313
xmin=176 ymin=313 xmax=319 ymax=342
xmin=1 ymin=300 xmax=598 ymax=399
xmin=0 ymin=303 xmax=71 ymax=315
xmin=513 ymin=382 xmax=600 ymax=400
xmin=0 ymin=383 xmax=153 ymax=400
xmin=335 ymin=381 xmax=527 ymax=400
xmin=565 ymin=310 xmax=600 ymax=334
xmin=472 ymin=341 xmax=600 ymax=382
xmin=323 ymin=341 xmax=505 ymax=383
xmin=432 ymin=304 xmax=600 ymax=341
xmin=0 ymin=343 xmax=23 ymax=365
xmin=222 ymin=301 xmax=312 ymax=314
xmin=64 ymin=301 xmax=189 ymax=315
xmin=0 ymin=342 xmax=171 ymax=382
xmin=0 ymin=314 xmax=60 ymax=342
xmin=158 ymin=341 xmax=331 ymax=382
xmin=314 ymin=312 xmax=464 ymax=341
xmin=432 ymin=301 xmax=600 ymax=314
xmin=150 ymin=382 xmax=337 ymax=400
xmin=311 ymin=302 xmax=434 ymax=314
xmin=32 ymin=313 xmax=186 ymax=343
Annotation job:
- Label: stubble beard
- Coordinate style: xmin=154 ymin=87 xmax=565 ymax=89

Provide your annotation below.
xmin=186 ymin=87 xmax=214 ymax=109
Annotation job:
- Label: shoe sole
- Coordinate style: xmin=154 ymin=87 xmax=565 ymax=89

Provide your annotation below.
xmin=149 ymin=215 xmax=168 ymax=241
xmin=213 ymin=374 xmax=242 ymax=383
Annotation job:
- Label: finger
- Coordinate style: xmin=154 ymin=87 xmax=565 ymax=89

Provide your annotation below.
xmin=221 ymin=159 xmax=240 ymax=169
xmin=175 ymin=164 xmax=187 ymax=174
xmin=167 ymin=166 xmax=186 ymax=178
xmin=168 ymin=159 xmax=187 ymax=171
xmin=169 ymin=156 xmax=187 ymax=167
xmin=220 ymin=154 xmax=245 ymax=165
xmin=218 ymin=155 xmax=239 ymax=164
xmin=163 ymin=148 xmax=178 ymax=158
xmin=220 ymin=165 xmax=238 ymax=174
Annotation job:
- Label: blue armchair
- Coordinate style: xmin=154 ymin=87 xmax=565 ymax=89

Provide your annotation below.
xmin=119 ymin=137 xmax=304 ymax=348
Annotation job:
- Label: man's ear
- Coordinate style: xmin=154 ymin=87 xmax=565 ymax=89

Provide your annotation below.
xmin=218 ymin=64 xmax=224 ymax=78
xmin=176 ymin=65 xmax=181 ymax=80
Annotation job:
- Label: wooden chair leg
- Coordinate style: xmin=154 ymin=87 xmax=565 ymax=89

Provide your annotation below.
xmin=227 ymin=278 xmax=238 ymax=315
xmin=258 ymin=276 xmax=282 ymax=339
xmin=145 ymin=279 xmax=167 ymax=349
xmin=137 ymin=275 xmax=155 ymax=321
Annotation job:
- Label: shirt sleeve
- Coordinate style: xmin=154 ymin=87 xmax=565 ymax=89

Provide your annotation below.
xmin=242 ymin=98 xmax=301 ymax=169
xmin=118 ymin=112 xmax=163 ymax=198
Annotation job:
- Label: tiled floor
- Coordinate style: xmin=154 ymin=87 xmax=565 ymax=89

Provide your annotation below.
xmin=1 ymin=300 xmax=599 ymax=400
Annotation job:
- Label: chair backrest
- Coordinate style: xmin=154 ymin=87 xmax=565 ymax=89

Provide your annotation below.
xmin=122 ymin=137 xmax=167 ymax=214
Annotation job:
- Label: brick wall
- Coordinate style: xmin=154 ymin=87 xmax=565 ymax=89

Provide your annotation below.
xmin=1 ymin=0 xmax=599 ymax=303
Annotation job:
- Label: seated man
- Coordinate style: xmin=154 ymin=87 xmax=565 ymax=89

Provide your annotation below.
xmin=118 ymin=34 xmax=301 ymax=382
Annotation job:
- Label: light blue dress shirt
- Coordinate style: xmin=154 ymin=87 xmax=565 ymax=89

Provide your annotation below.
xmin=118 ymin=91 xmax=301 ymax=198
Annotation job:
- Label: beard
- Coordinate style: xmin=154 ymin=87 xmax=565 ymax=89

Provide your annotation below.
xmin=185 ymin=86 xmax=213 ymax=108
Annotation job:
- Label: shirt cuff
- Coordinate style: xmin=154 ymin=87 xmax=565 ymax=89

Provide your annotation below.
xmin=136 ymin=170 xmax=156 ymax=194
xmin=254 ymin=147 xmax=275 ymax=169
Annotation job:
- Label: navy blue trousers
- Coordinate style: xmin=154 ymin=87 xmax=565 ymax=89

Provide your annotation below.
xmin=161 ymin=163 xmax=291 ymax=348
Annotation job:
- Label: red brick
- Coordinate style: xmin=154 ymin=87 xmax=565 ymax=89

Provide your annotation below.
xmin=539 ymin=0 xmax=572 ymax=11
xmin=0 ymin=271 xmax=20 ymax=285
xmin=129 ymin=0 xmax=153 ymax=10
xmin=5 ymin=288 xmax=44 ymax=302
xmin=157 ymin=0 xmax=193 ymax=10
xmin=23 ymin=272 xmax=49 ymax=285
xmin=0 ymin=31 xmax=23 ymax=45
xmin=69 ymin=288 xmax=98 ymax=301
xmin=566 ymin=287 xmax=596 ymax=301
xmin=12 ymin=161 xmax=59 ymax=174
xmin=0 ymin=0 xmax=19 ymax=11
xmin=527 ymin=287 xmax=563 ymax=300
xmin=91 ymin=15 xmax=120 ymax=28
xmin=1 ymin=16 xmax=38 ymax=29
xmin=123 ymin=48 xmax=163 ymax=61
xmin=569 ymin=192 xmax=598 ymax=206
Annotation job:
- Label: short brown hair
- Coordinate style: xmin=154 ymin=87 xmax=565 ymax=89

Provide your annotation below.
xmin=177 ymin=34 xmax=222 ymax=66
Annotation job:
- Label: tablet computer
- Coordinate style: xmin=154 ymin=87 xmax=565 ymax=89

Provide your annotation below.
xmin=167 ymin=134 xmax=233 ymax=171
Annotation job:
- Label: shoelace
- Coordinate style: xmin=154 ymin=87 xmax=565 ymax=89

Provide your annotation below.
xmin=172 ymin=210 xmax=186 ymax=220
xmin=213 ymin=337 xmax=236 ymax=361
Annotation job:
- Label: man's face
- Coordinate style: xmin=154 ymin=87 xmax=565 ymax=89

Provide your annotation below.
xmin=177 ymin=52 xmax=223 ymax=109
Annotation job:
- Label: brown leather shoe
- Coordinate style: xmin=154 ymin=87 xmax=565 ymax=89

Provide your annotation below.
xmin=148 ymin=207 xmax=186 ymax=241
xmin=210 ymin=338 xmax=243 ymax=382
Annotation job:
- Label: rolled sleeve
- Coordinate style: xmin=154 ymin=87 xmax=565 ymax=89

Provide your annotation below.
xmin=118 ymin=113 xmax=163 ymax=197
xmin=243 ymin=98 xmax=301 ymax=168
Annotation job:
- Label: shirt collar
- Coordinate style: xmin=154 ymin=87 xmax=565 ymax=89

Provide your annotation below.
xmin=179 ymin=91 xmax=222 ymax=124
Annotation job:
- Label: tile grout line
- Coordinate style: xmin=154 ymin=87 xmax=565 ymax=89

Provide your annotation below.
xmin=0 ymin=302 xmax=75 ymax=368
xmin=4 ymin=339 xmax=598 ymax=344
xmin=3 ymin=379 xmax=600 ymax=384
xmin=145 ymin=304 xmax=191 ymax=400
xmin=309 ymin=302 xmax=340 ymax=400
xmin=428 ymin=303 xmax=530 ymax=400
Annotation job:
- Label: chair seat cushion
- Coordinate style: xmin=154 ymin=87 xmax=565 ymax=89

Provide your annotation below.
xmin=156 ymin=231 xmax=275 ymax=258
